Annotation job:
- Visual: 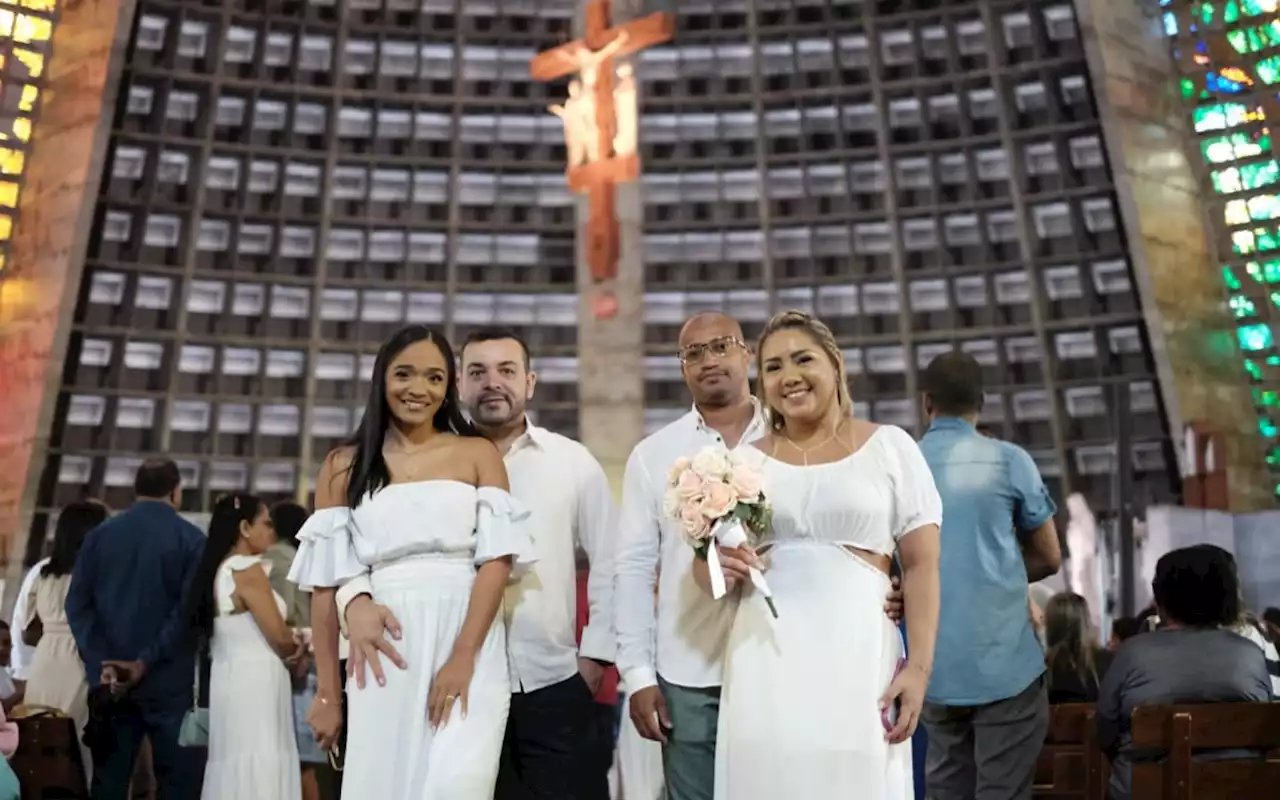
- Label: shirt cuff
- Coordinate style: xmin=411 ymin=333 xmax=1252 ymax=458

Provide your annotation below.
xmin=578 ymin=623 xmax=616 ymax=664
xmin=622 ymin=665 xmax=658 ymax=693
xmin=334 ymin=574 xmax=374 ymax=638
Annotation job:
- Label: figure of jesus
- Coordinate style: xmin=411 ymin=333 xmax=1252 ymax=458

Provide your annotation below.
xmin=549 ymin=80 xmax=600 ymax=167
xmin=613 ymin=62 xmax=638 ymax=157
xmin=568 ymin=31 xmax=630 ymax=91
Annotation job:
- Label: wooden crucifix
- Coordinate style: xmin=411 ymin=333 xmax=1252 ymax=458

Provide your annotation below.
xmin=531 ymin=1 xmax=674 ymax=319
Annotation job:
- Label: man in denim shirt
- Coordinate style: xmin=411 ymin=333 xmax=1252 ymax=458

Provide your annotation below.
xmin=917 ymin=353 xmax=1062 ymax=800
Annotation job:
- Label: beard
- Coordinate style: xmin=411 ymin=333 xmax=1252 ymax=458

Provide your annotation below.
xmin=470 ymin=394 xmax=523 ymax=426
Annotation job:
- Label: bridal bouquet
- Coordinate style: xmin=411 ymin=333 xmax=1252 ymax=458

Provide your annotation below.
xmin=664 ymin=447 xmax=778 ymax=618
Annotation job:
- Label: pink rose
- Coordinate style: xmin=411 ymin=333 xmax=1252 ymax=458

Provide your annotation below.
xmin=680 ymin=496 xmax=711 ymax=541
xmin=728 ymin=464 xmax=763 ymax=502
xmin=700 ymin=481 xmax=738 ymax=521
xmin=668 ymin=456 xmax=693 ymax=486
xmin=675 ymin=469 xmax=703 ymax=499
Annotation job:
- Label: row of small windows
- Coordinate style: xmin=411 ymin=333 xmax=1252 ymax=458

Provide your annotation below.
xmin=111 ymin=147 xmax=575 ymax=206
xmin=88 ymin=275 xmax=582 ymax=326
xmin=57 ymin=456 xmax=300 ymax=493
xmin=644 ymin=137 xmax=1105 ymax=201
xmin=122 ymin=82 xmax=1086 ymax=142
xmin=98 ymin=207 xmax=1116 ymax=269
xmin=100 ymin=213 xmax=543 ymax=265
xmin=85 ymin=255 xmax=1132 ymax=332
xmin=110 ymin=136 xmax=1104 ymax=204
xmin=641 ymin=199 xmax=1118 ymax=262
xmin=130 ymin=6 xmax=1076 ymax=81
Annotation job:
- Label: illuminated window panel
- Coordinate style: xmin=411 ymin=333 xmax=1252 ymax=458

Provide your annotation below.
xmin=1211 ymin=161 xmax=1280 ymax=193
xmin=0 ymin=0 xmax=56 ymax=273
xmin=1225 ymin=193 xmax=1280 ymax=224
xmin=1239 ymin=323 xmax=1276 ymax=352
xmin=1193 ymin=102 xmax=1267 ymax=133
xmin=1202 ymin=130 xmax=1271 ymax=162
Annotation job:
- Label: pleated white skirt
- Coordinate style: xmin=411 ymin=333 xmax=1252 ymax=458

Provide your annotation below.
xmin=715 ymin=541 xmax=912 ymax=800
xmin=343 ymin=557 xmax=510 ymax=800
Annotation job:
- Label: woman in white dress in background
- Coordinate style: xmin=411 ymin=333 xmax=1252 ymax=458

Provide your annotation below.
xmin=292 ymin=325 xmax=533 ymax=799
xmin=186 ymin=492 xmax=303 ymax=799
xmin=703 ymin=310 xmax=942 ymax=800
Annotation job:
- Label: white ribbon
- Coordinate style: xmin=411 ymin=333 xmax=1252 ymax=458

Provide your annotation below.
xmin=704 ymin=518 xmax=777 ymax=617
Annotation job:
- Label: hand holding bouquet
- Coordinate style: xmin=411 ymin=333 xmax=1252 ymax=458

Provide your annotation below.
xmin=664 ymin=446 xmax=777 ymax=617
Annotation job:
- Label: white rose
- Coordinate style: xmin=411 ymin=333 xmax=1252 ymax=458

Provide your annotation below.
xmin=690 ymin=447 xmax=731 ymax=480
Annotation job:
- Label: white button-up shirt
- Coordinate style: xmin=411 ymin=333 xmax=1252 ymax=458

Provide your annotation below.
xmin=9 ymin=558 xmax=49 ymax=681
xmin=336 ymin=423 xmax=617 ymax=694
xmin=614 ymin=404 xmax=767 ymax=692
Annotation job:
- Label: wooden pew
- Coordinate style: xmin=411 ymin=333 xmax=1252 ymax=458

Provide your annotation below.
xmin=1130 ymin=703 xmax=1280 ymax=799
xmin=1033 ymin=703 xmax=1106 ymax=800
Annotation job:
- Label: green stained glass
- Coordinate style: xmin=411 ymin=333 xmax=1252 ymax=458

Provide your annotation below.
xmin=1206 ymin=3 xmax=1219 ymax=25
xmin=1239 ymin=322 xmax=1275 ymax=351
xmin=1181 ymin=77 xmax=1196 ymax=99
xmin=1215 ymin=162 xmax=1280 ymax=194
xmin=1268 ymin=355 xmax=1280 ymax=366
xmin=1231 ymin=294 xmax=1259 ymax=317
xmin=1247 ymin=258 xmax=1280 ymax=282
xmin=1259 ymin=55 xmax=1280 ymax=84
xmin=1202 ymin=131 xmax=1269 ymax=163
xmin=1227 ymin=1 xmax=1241 ymax=24
xmin=1260 ymin=417 xmax=1278 ymax=437
xmin=1270 ymin=291 xmax=1280 ymax=308
xmin=1224 ymin=265 xmax=1243 ymax=289
xmin=1247 ymin=359 xmax=1265 ymax=380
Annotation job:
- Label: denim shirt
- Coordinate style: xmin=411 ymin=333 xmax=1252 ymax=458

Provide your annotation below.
xmin=919 ymin=417 xmax=1056 ymax=706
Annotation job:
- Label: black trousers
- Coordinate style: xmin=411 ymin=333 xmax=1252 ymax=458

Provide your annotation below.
xmin=495 ymin=674 xmax=611 ymax=800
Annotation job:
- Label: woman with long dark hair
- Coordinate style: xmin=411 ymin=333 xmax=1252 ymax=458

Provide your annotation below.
xmin=289 ymin=325 xmax=533 ymax=799
xmin=187 ymin=493 xmax=303 ymax=799
xmin=24 ymin=500 xmax=109 ymax=786
xmin=1043 ymin=592 xmax=1111 ymax=703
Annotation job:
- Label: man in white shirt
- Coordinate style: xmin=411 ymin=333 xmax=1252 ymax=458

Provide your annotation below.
xmin=338 ymin=328 xmax=618 ymax=800
xmin=614 ymin=312 xmax=904 ymax=800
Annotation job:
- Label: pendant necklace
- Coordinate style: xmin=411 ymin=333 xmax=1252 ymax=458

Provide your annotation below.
xmin=785 ymin=419 xmax=850 ymax=467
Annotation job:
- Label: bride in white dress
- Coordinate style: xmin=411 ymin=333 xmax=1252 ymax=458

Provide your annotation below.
xmin=289 ymin=325 xmax=533 ymax=800
xmin=703 ymin=311 xmax=942 ymax=800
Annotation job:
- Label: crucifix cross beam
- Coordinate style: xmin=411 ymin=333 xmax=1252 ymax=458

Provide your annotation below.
xmin=531 ymin=2 xmax=674 ymax=315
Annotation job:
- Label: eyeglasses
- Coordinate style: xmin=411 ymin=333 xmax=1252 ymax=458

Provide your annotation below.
xmin=678 ymin=336 xmax=745 ymax=365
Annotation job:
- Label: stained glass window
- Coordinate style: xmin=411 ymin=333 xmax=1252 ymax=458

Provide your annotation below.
xmin=0 ymin=0 xmax=56 ymax=274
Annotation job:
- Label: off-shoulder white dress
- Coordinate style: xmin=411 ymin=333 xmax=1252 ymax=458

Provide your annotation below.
xmin=714 ymin=426 xmax=943 ymax=800
xmin=288 ymin=481 xmax=534 ymax=800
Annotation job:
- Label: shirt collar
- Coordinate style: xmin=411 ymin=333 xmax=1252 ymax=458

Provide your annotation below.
xmin=508 ymin=416 xmax=547 ymax=454
xmin=691 ymin=399 xmax=766 ymax=437
xmin=926 ymin=416 xmax=977 ymax=434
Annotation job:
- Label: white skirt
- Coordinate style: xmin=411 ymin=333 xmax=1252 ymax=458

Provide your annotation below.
xmin=343 ymin=557 xmax=510 ymax=800
xmin=715 ymin=541 xmax=912 ymax=800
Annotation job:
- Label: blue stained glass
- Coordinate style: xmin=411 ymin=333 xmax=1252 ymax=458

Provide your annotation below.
xmin=1239 ymin=323 xmax=1275 ymax=351
xmin=1164 ymin=11 xmax=1178 ymax=36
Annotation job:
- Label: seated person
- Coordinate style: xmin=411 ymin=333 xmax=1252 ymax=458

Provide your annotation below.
xmin=1044 ymin=592 xmax=1112 ymax=704
xmin=1107 ymin=616 xmax=1142 ymax=650
xmin=1097 ymin=544 xmax=1273 ymax=800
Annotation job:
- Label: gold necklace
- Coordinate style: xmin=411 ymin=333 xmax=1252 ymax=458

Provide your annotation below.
xmin=784 ymin=420 xmax=851 ymax=466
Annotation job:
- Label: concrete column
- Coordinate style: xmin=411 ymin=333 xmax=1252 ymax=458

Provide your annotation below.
xmin=1075 ymin=0 xmax=1271 ymax=510
xmin=573 ymin=1 xmax=647 ymax=494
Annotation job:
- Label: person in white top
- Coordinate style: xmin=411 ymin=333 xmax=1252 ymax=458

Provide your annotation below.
xmin=703 ymin=311 xmax=941 ymax=800
xmin=292 ymin=325 xmax=534 ymax=800
xmin=614 ymin=311 xmax=905 ymax=800
xmin=336 ymin=328 xmax=618 ymax=799
xmin=7 ymin=556 xmax=50 ymax=704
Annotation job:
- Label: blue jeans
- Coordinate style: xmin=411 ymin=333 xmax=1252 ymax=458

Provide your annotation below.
xmin=90 ymin=706 xmax=201 ymax=800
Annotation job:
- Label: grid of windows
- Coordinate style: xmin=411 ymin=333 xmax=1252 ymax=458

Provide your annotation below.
xmin=1162 ymin=0 xmax=1280 ymax=498
xmin=32 ymin=0 xmax=1180 ymax=528
xmin=637 ymin=0 xmax=1177 ymax=516
xmin=39 ymin=0 xmax=583 ymax=517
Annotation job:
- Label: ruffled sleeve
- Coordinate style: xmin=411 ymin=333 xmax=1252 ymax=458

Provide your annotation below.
xmin=474 ymin=487 xmax=537 ymax=575
xmin=287 ymin=507 xmax=367 ymax=591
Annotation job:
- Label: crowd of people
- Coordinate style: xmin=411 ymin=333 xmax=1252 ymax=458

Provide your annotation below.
xmin=0 ymin=309 xmax=1276 ymax=800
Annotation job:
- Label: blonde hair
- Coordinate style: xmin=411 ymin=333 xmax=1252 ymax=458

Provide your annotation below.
xmin=755 ymin=310 xmax=853 ymax=432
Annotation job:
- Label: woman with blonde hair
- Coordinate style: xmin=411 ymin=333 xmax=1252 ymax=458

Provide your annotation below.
xmin=1043 ymin=592 xmax=1111 ymax=703
xmin=696 ymin=310 xmax=942 ymax=800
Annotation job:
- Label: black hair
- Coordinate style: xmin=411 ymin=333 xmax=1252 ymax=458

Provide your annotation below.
xmin=270 ymin=502 xmax=309 ymax=549
xmin=0 ymin=621 xmax=10 ymax=632
xmin=1110 ymin=615 xmax=1143 ymax=643
xmin=921 ymin=352 xmax=985 ymax=417
xmin=1263 ymin=606 xmax=1280 ymax=630
xmin=135 ymin=458 xmax=181 ymax=499
xmin=42 ymin=501 xmax=109 ymax=578
xmin=461 ymin=327 xmax=532 ymax=371
xmin=185 ymin=493 xmax=266 ymax=644
xmin=1152 ymin=544 xmax=1241 ymax=628
xmin=345 ymin=325 xmax=479 ymax=509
